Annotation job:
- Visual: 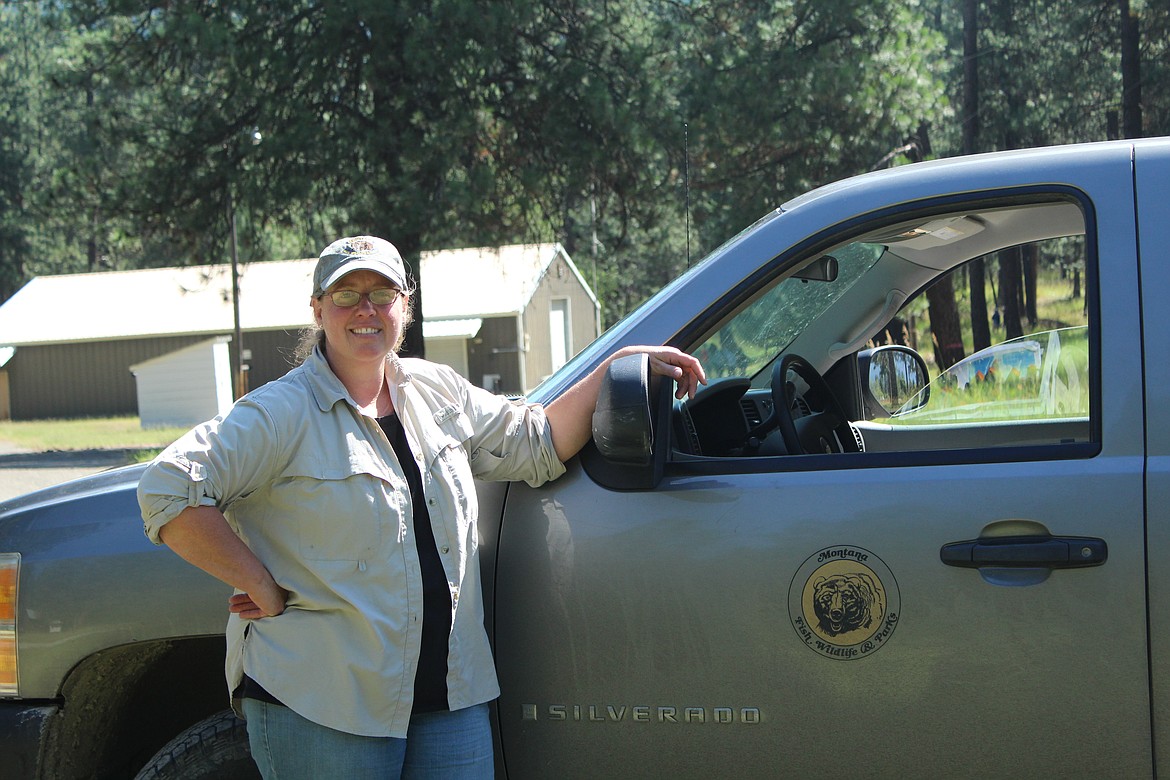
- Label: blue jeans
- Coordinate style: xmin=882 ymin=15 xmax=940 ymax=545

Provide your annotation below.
xmin=242 ymin=699 xmax=494 ymax=779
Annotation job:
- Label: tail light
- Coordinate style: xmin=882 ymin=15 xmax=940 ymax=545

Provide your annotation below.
xmin=0 ymin=553 xmax=19 ymax=696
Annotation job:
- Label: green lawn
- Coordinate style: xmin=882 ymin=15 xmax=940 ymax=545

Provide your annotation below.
xmin=0 ymin=416 xmax=188 ymax=458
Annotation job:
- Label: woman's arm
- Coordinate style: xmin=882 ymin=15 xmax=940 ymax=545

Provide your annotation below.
xmin=544 ymin=345 xmax=706 ymax=463
xmin=158 ymin=505 xmax=288 ymax=619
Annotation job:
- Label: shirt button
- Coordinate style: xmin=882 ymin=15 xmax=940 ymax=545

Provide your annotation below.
xmin=440 ymin=545 xmax=450 ymax=554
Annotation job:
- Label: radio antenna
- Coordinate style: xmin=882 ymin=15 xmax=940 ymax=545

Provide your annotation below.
xmin=684 ymin=122 xmax=692 ymax=267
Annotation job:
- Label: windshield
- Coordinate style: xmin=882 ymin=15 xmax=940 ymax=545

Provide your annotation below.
xmin=527 ymin=222 xmax=882 ymax=401
xmin=695 ymin=241 xmax=885 ymax=380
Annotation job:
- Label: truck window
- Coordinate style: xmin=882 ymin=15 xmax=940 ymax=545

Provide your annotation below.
xmin=670 ymin=197 xmax=1095 ymax=461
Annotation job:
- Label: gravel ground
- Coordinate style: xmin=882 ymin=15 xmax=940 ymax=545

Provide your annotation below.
xmin=0 ymin=441 xmax=140 ymax=502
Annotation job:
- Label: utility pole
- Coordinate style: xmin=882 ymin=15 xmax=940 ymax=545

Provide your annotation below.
xmin=227 ymin=129 xmax=262 ymax=400
xmin=228 ymin=192 xmax=245 ymax=399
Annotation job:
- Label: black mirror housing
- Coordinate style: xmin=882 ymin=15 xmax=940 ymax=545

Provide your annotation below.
xmin=592 ymin=353 xmax=653 ymax=465
xmin=581 ymin=352 xmax=671 ymax=490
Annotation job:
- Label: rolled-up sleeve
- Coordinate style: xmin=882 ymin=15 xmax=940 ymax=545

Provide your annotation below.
xmin=461 ymin=383 xmax=566 ymax=487
xmin=138 ymin=400 xmax=281 ymax=544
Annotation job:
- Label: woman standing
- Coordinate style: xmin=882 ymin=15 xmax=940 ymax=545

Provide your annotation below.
xmin=138 ymin=235 xmax=704 ymax=779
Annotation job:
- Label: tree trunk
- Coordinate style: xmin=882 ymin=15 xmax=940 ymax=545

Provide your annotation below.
xmin=999 ymin=246 xmax=1024 ymax=339
xmin=926 ymin=274 xmax=966 ymax=371
xmin=1120 ymin=0 xmax=1143 ymax=138
xmin=394 ymin=234 xmax=426 ymax=359
xmin=962 ymin=0 xmax=979 ymax=156
xmin=970 ymin=257 xmax=991 ymax=352
xmin=401 ymin=261 xmax=425 ymax=358
xmin=1022 ymin=243 xmax=1038 ymax=328
xmin=962 ymin=1 xmax=992 ymax=353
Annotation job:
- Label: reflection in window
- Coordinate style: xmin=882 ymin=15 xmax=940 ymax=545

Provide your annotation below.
xmin=890 ymin=327 xmax=1089 ymax=425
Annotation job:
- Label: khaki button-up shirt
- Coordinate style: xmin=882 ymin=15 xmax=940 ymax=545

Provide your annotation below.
xmin=138 ymin=347 xmax=565 ymax=737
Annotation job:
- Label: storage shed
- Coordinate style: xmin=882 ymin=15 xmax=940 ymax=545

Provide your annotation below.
xmin=130 ymin=336 xmax=235 ymax=428
xmin=421 ymin=243 xmax=600 ymax=395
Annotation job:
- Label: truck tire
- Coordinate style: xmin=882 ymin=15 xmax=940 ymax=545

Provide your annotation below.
xmin=134 ymin=709 xmax=260 ymax=780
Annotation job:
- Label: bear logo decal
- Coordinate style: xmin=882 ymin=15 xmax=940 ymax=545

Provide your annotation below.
xmin=811 ymin=572 xmax=883 ymax=637
xmin=789 ymin=545 xmax=900 ymax=660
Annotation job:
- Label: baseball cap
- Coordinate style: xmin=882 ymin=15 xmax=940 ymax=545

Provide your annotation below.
xmin=313 ymin=236 xmax=409 ymax=297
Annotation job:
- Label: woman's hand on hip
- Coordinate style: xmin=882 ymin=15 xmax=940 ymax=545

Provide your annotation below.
xmin=229 ymin=582 xmax=289 ymax=620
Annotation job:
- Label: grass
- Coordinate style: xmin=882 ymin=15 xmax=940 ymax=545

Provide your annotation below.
xmin=886 ymin=327 xmax=1091 ymax=424
xmin=0 ymin=416 xmax=189 ymax=461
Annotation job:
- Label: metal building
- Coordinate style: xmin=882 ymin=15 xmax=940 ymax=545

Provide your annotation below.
xmin=0 ymin=260 xmax=314 ymax=421
xmin=0 ymin=244 xmax=600 ymax=420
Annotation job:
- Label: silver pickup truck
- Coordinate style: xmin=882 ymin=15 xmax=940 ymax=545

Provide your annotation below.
xmin=3 ymin=137 xmax=1168 ymax=778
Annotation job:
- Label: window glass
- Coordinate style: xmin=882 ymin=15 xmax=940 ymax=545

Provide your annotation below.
xmin=891 ymin=326 xmax=1089 ymax=423
xmin=694 ymin=242 xmax=884 ymax=381
xmin=669 ymin=198 xmax=1095 ymax=462
xmin=875 ymin=234 xmax=1092 ymax=437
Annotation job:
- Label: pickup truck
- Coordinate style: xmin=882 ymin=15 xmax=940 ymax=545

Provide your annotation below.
xmin=3 ymin=136 xmax=1168 ymax=778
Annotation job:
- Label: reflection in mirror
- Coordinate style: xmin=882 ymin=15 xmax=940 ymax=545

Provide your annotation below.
xmin=868 ymin=347 xmax=929 ymax=415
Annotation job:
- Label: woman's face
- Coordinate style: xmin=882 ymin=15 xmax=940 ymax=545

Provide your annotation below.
xmin=311 ymin=270 xmax=408 ymax=370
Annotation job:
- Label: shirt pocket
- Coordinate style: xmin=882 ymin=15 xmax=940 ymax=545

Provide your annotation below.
xmin=430 ymin=413 xmax=478 ymax=534
xmin=279 ymin=443 xmax=398 ymax=562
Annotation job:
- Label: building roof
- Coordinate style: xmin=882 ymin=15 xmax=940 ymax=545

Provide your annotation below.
xmin=0 ymin=243 xmax=597 ymax=348
xmin=420 ymin=243 xmax=598 ymax=320
xmin=421 ymin=318 xmax=483 ymax=340
xmin=0 ymin=259 xmax=317 ymax=347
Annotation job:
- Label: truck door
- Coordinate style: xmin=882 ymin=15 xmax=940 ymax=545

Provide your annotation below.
xmin=493 ymin=150 xmax=1150 ymax=778
xmin=1137 ymin=139 xmax=1170 ymax=779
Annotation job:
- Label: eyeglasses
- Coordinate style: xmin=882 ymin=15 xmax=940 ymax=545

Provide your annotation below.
xmin=324 ymin=288 xmax=405 ymax=307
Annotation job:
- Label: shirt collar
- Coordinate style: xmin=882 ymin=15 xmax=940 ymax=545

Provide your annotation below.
xmin=303 ymin=343 xmax=414 ymax=413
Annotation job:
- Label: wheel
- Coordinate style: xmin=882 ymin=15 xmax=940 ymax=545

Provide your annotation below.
xmin=765 ymin=353 xmax=859 ymax=455
xmin=134 ymin=709 xmax=260 ymax=780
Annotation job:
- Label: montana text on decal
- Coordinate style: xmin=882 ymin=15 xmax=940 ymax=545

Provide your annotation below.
xmin=522 ymin=704 xmax=762 ymax=725
xmin=817 ymin=547 xmax=869 ymax=564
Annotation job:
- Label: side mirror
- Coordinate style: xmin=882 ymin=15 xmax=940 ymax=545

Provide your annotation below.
xmin=581 ymin=352 xmax=670 ymax=490
xmin=857 ymin=345 xmax=930 ymax=418
xmin=591 ymin=353 xmax=653 ymax=465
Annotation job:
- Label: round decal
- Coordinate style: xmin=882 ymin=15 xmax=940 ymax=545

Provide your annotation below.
xmin=788 ymin=545 xmax=900 ymax=660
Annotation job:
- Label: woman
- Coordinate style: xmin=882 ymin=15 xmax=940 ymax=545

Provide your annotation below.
xmin=138 ymin=235 xmax=704 ymax=779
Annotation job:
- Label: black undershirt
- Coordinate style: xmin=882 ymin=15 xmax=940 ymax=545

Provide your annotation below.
xmin=240 ymin=414 xmax=452 ymax=714
xmin=380 ymin=413 xmax=452 ymax=714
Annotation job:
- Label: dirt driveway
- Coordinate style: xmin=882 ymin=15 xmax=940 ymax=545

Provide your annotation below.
xmin=0 ymin=442 xmax=138 ymax=502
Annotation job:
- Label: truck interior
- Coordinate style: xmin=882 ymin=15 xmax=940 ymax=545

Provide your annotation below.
xmin=670 ymin=197 xmax=1094 ymax=463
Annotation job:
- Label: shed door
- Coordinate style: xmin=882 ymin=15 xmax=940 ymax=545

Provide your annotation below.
xmin=550 ymin=298 xmax=571 ymax=372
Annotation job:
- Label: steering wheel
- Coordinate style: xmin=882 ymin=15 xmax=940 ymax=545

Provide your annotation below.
xmin=748 ymin=353 xmax=859 ymax=454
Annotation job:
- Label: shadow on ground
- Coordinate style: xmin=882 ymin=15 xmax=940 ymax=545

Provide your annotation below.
xmin=0 ymin=449 xmax=141 ymax=469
